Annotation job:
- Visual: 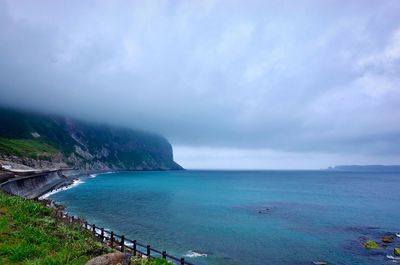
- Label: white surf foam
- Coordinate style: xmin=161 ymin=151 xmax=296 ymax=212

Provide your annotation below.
xmin=39 ymin=179 xmax=85 ymax=199
xmin=387 ymin=255 xmax=400 ymax=261
xmin=396 ymin=233 xmax=400 ymax=238
xmin=184 ymin=250 xmax=207 ymax=258
xmin=90 ymin=171 xmax=115 ymax=178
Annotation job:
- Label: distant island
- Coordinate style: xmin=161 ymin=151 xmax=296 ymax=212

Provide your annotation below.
xmin=327 ymin=165 xmax=400 ymax=172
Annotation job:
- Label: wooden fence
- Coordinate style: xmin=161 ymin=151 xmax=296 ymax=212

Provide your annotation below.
xmin=54 ymin=209 xmax=195 ymax=265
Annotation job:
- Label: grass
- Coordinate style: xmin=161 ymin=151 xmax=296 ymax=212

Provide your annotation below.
xmin=0 ymin=192 xmax=109 ymax=265
xmin=0 ymin=138 xmax=59 ymax=160
xmin=0 ymin=193 xmax=176 ymax=265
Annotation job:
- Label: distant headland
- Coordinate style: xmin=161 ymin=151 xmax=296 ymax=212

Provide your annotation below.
xmin=327 ymin=165 xmax=400 ymax=172
xmin=0 ymin=106 xmax=182 ymax=171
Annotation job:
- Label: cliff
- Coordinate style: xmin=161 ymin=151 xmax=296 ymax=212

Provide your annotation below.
xmin=0 ymin=107 xmax=183 ymax=171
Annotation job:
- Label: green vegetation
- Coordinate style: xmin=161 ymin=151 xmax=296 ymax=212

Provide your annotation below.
xmin=0 ymin=192 xmax=109 ymax=265
xmin=395 ymin=248 xmax=400 ymax=256
xmin=363 ymin=240 xmax=379 ymax=249
xmin=0 ymin=138 xmax=59 ymax=160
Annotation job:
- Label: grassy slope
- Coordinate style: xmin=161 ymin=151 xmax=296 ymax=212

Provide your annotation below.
xmin=0 ymin=193 xmax=173 ymax=265
xmin=0 ymin=138 xmax=59 ymax=160
xmin=0 ymin=192 xmax=108 ymax=265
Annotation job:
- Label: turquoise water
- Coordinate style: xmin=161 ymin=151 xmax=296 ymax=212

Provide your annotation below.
xmin=49 ymin=170 xmax=400 ymax=265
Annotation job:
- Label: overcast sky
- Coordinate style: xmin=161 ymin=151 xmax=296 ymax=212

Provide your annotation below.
xmin=1 ymin=0 xmax=399 ymax=169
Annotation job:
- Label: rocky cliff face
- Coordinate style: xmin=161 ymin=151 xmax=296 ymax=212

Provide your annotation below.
xmin=0 ymin=107 xmax=183 ymax=170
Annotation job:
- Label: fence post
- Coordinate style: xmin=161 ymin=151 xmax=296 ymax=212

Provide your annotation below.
xmin=146 ymin=245 xmax=151 ymax=257
xmin=93 ymin=224 xmax=96 ymax=235
xmin=180 ymin=257 xmax=185 ymax=265
xmin=121 ymin=235 xmax=125 ymax=252
xmin=85 ymin=221 xmax=88 ymax=229
xmin=71 ymin=216 xmax=74 ymax=223
xmin=162 ymin=251 xmax=166 ymax=259
xmin=110 ymin=231 xmax=114 ymax=248
xmin=101 ymin=228 xmax=104 ymax=241
xmin=133 ymin=240 xmax=137 ymax=256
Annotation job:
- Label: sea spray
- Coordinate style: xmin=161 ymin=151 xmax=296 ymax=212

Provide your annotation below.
xmin=90 ymin=171 xmax=115 ymax=178
xmin=185 ymin=250 xmax=207 ymax=258
xmin=39 ymin=179 xmax=85 ymax=199
xmin=42 ymin=171 xmax=115 ymax=199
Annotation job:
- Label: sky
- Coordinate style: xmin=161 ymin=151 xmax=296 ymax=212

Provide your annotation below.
xmin=0 ymin=0 xmax=399 ymax=169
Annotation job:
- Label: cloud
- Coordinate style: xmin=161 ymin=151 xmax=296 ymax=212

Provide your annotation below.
xmin=0 ymin=0 xmax=399 ymax=168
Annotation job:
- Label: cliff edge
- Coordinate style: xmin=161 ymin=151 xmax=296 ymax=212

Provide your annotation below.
xmin=0 ymin=107 xmax=183 ymax=171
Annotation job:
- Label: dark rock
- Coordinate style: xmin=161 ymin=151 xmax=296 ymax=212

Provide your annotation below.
xmin=382 ymin=235 xmax=394 ymax=243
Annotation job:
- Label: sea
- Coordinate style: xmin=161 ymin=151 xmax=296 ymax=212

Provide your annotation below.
xmin=47 ymin=170 xmax=400 ymax=265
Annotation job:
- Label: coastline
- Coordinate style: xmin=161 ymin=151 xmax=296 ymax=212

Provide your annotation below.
xmin=0 ymin=162 xmax=185 ymax=200
xmin=29 ymin=171 xmax=197 ymax=265
xmin=38 ymin=171 xmax=111 ymax=199
xmin=0 ymin=165 xmax=113 ymax=199
xmin=39 ymin=178 xmax=86 ymax=199
xmin=37 ymin=170 xmax=204 ymax=262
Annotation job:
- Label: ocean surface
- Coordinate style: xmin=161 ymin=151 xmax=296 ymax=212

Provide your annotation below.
xmin=48 ymin=170 xmax=400 ymax=265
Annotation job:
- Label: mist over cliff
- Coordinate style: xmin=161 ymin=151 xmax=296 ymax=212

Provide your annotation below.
xmin=0 ymin=107 xmax=182 ymax=171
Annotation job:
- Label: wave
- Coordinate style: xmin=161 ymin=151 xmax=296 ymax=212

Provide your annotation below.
xmin=387 ymin=255 xmax=400 ymax=261
xmin=39 ymin=179 xmax=85 ymax=199
xmin=90 ymin=171 xmax=115 ymax=178
xmin=40 ymin=171 xmax=115 ymax=200
xmin=184 ymin=250 xmax=207 ymax=258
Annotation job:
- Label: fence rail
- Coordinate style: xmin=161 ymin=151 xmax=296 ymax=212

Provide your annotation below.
xmin=54 ymin=209 xmax=194 ymax=265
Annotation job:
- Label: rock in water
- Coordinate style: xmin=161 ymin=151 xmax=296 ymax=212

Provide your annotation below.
xmin=382 ymin=235 xmax=394 ymax=243
xmin=395 ymin=248 xmax=400 ymax=256
xmin=85 ymin=252 xmax=132 ymax=265
xmin=364 ymin=240 xmax=379 ymax=249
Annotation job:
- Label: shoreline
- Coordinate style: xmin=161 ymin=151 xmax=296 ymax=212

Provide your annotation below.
xmin=36 ymin=170 xmax=204 ymax=261
xmin=1 ymin=163 xmax=185 ymax=201
xmin=30 ymin=171 xmax=198 ymax=265
xmin=0 ymin=165 xmax=114 ymax=199
xmin=38 ymin=170 xmax=118 ymax=200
